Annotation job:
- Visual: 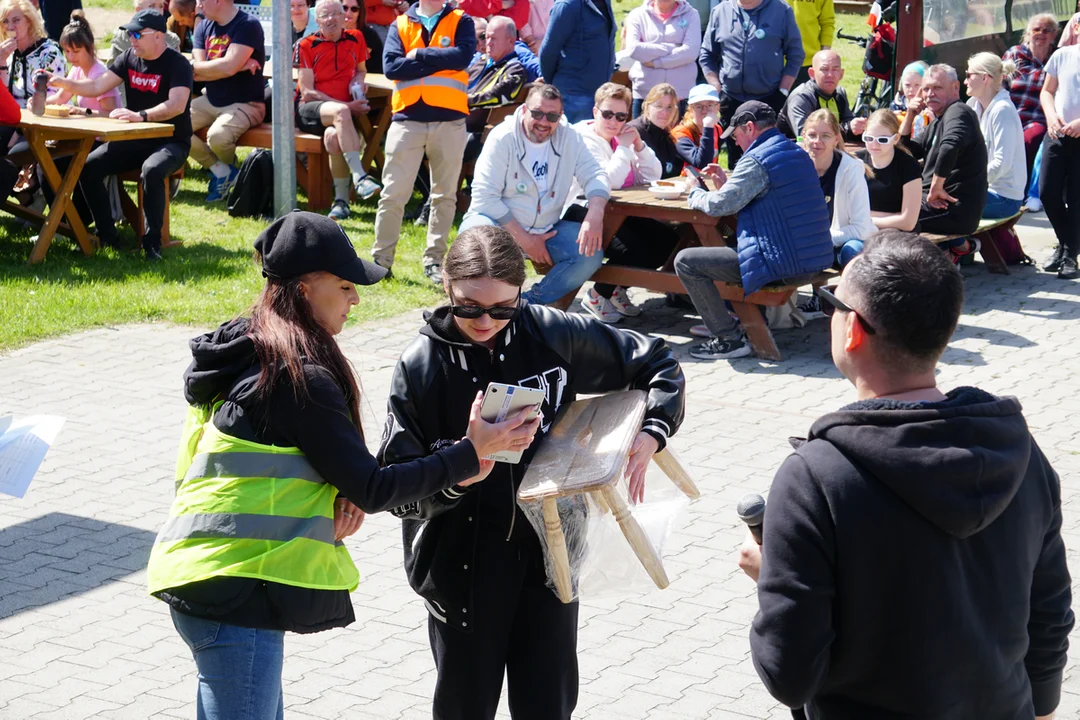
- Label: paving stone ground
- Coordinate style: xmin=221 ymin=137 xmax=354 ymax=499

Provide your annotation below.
xmin=2 ymin=216 xmax=1079 ymax=719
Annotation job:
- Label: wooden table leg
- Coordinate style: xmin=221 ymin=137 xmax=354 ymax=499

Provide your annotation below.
xmin=29 ymin=133 xmax=95 ymax=264
xmin=975 ymin=229 xmax=1011 ymax=275
xmin=600 ymin=485 xmax=670 ymax=591
xmin=730 ymin=298 xmax=782 ymax=361
xmin=652 ymin=447 xmax=700 ymax=499
xmin=360 ymin=102 xmax=392 ymax=175
xmin=542 ymin=497 xmax=574 ymax=603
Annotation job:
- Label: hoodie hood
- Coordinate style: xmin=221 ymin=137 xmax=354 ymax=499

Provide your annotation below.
xmin=806 ymin=387 xmax=1033 ymax=538
xmin=183 ymin=318 xmax=258 ymax=406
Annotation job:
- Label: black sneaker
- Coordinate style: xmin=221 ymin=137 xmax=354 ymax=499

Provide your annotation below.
xmin=413 ymin=200 xmax=431 ymax=227
xmin=145 ymin=247 xmax=163 ymax=262
xmin=1059 ymin=255 xmax=1078 ymax=279
xmin=689 ymin=335 xmax=752 ymax=360
xmin=1044 ymin=245 xmax=1065 ymax=273
xmin=797 ymin=294 xmax=825 ymax=321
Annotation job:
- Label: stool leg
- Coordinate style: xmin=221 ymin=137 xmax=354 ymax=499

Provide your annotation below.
xmin=600 ymin=485 xmax=670 ymax=590
xmin=652 ymin=447 xmax=701 ymax=499
xmin=542 ymin=497 xmax=574 ymax=603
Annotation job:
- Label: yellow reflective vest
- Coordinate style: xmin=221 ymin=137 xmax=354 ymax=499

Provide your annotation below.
xmin=391 ymin=10 xmax=469 ymax=115
xmin=146 ymin=405 xmax=360 ymax=595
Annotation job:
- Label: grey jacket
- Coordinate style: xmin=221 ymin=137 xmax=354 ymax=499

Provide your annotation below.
xmin=699 ymin=0 xmax=803 ymax=101
xmin=465 ymin=106 xmax=610 ymax=232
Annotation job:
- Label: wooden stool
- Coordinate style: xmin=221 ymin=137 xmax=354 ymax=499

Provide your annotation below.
xmin=117 ymin=167 xmax=184 ymax=249
xmin=518 ymin=390 xmax=700 ymax=603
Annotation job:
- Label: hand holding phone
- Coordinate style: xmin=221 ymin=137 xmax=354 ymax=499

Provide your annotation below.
xmin=472 ymin=384 xmax=545 ymax=464
xmin=684 ymin=165 xmax=709 ymax=192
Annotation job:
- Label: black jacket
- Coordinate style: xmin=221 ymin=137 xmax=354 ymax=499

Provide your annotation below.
xmin=158 ymin=318 xmax=480 ymax=634
xmin=750 ymin=387 xmax=1073 ymax=719
xmin=777 ymin=80 xmax=856 ymax=140
xmin=629 ymin=115 xmax=683 ymax=179
xmin=381 ymin=303 xmax=685 ymax=630
xmin=902 ymin=100 xmax=988 ymax=232
xmin=467 ymin=52 xmax=526 ymax=132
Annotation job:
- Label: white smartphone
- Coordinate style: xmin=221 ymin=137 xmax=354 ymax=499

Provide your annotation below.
xmin=478 ymin=382 xmax=546 ymax=464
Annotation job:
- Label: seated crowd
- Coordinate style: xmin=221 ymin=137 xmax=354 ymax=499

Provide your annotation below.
xmin=0 ymin=0 xmax=1073 ymax=349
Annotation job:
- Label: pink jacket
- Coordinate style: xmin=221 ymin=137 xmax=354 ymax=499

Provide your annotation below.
xmin=523 ymin=0 xmax=555 ymax=47
xmin=623 ymin=0 xmax=702 ymax=100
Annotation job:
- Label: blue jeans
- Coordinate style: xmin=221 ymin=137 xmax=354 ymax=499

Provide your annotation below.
xmin=1029 ymin=141 xmax=1044 ymax=199
xmin=837 ymin=239 xmax=864 ymax=268
xmin=560 ymin=94 xmax=595 ymax=124
xmin=171 ymin=608 xmax=285 ymax=720
xmin=459 ymin=212 xmax=603 ymax=305
xmin=982 ymin=191 xmax=1022 ymax=219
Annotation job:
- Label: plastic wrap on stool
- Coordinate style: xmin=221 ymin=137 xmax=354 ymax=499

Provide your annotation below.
xmin=519 ymin=466 xmax=690 ymax=601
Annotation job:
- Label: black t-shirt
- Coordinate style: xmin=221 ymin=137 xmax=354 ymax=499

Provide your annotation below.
xmin=819 ymin=151 xmax=842 ymax=222
xmin=857 ymin=148 xmax=921 ymax=214
xmin=109 ymin=47 xmax=194 ymax=145
xmin=193 ymin=9 xmax=266 ymax=107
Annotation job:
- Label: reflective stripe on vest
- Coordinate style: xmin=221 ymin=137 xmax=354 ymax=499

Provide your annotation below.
xmin=146 ymin=407 xmax=360 ymax=595
xmin=391 ymin=10 xmax=469 ymax=115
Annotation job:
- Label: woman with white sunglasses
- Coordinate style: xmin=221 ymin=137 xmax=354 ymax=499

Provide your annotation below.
xmin=856 ymin=108 xmax=922 ymax=232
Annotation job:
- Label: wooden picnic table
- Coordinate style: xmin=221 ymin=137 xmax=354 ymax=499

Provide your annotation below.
xmin=4 ymin=109 xmax=175 ymax=264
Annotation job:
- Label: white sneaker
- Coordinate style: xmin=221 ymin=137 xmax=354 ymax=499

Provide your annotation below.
xmin=1023 ymin=197 xmax=1043 ymax=213
xmin=609 ymin=287 xmax=642 ymax=317
xmin=689 ymin=324 xmax=711 ymax=338
xmin=582 ymin=289 xmax=622 ymax=324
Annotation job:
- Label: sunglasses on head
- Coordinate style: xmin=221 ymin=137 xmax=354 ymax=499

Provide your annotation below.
xmin=816 ymin=285 xmax=876 ymax=334
xmin=449 ymin=290 xmax=521 ymax=320
xmin=598 ymin=109 xmax=629 ymax=122
xmin=527 ymin=108 xmax=562 ymax=123
xmin=862 ymin=133 xmax=897 ymax=144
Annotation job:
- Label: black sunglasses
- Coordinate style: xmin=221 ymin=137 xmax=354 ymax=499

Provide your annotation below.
xmin=449 ymin=290 xmax=521 ymax=320
xmin=477 ymin=32 xmax=486 ymax=40
xmin=343 ymin=5 xmax=360 ymax=11
xmin=598 ymin=109 xmax=629 ymax=122
xmin=527 ymin=108 xmax=562 ymax=123
xmin=816 ymin=285 xmax=876 ymax=335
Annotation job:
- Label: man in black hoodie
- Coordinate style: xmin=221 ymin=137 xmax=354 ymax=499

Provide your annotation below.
xmin=738 ymin=230 xmax=1073 ymax=720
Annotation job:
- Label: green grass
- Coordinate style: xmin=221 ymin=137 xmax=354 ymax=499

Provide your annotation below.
xmin=0 ymin=163 xmax=446 ymax=350
xmin=85 ymin=0 xmax=136 ymax=11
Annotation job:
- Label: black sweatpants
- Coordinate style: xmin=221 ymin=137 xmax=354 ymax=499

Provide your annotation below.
xmin=918 ymin=194 xmax=983 ymax=236
xmin=1039 ymin=133 xmax=1080 ymax=258
xmin=78 ymin=139 xmax=189 ymax=252
xmin=594 ymin=217 xmax=681 ymax=298
xmin=428 ymin=525 xmax=578 ymax=720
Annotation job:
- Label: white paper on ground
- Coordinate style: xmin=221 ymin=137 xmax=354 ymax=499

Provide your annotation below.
xmin=0 ymin=415 xmax=65 ymax=498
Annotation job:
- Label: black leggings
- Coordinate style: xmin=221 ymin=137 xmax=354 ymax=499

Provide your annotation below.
xmin=78 ymin=139 xmax=189 ymax=252
xmin=594 ymin=217 xmax=681 ymax=298
xmin=1039 ymin=133 xmax=1080 ymax=257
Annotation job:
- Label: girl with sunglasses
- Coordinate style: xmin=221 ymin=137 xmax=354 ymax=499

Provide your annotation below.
xmin=382 ymin=225 xmax=685 ymax=720
xmin=855 ymin=109 xmax=921 ymax=233
xmin=571 ymin=82 xmax=679 ymax=324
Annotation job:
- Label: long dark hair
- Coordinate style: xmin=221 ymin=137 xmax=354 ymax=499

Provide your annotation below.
xmin=247 ymin=272 xmax=364 ymax=438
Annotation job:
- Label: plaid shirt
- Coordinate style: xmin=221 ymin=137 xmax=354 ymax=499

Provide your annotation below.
xmin=1003 ymin=44 xmax=1047 ymax=129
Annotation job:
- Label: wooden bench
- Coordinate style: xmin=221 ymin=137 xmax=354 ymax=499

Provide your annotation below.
xmin=921 ymin=211 xmax=1025 ymax=274
xmin=117 ymin=167 xmax=185 ymax=249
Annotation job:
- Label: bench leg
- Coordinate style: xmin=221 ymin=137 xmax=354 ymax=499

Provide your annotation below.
xmin=975 ymin=231 xmax=1010 ymax=275
xmin=307 ymin=153 xmax=332 ymax=210
xmin=731 ymin=299 xmax=782 ymax=361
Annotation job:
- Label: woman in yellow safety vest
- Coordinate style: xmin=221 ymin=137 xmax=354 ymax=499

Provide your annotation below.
xmin=146 ymin=211 xmax=540 ymax=720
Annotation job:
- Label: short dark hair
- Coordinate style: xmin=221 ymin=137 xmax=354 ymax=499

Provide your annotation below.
xmin=444 ymin=225 xmax=527 ymax=287
xmin=844 ymin=230 xmax=963 ymax=372
xmin=527 ymin=83 xmax=562 ymax=106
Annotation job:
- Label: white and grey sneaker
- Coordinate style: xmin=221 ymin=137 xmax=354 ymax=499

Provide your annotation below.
xmin=689 ymin=334 xmax=752 ymax=360
xmin=582 ymin=288 xmax=622 ymax=324
xmin=327 ymin=199 xmax=350 ymax=220
xmin=423 ymin=263 xmax=442 ymax=285
xmin=609 ymin=286 xmax=642 ymax=317
xmin=798 ymin=294 xmax=826 ymax=321
xmin=1023 ymin=197 xmax=1043 ymax=213
xmin=354 ymin=174 xmax=381 ymax=200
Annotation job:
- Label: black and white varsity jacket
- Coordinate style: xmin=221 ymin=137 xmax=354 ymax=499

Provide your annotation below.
xmin=380 ymin=303 xmax=685 ymax=631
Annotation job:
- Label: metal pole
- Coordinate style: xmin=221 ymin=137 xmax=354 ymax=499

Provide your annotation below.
xmin=271 ymin=0 xmax=297 ymax=216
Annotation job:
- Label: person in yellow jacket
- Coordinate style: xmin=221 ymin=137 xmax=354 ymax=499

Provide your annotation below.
xmin=787 ymin=0 xmax=835 ymax=87
xmin=146 ymin=211 xmax=539 ymax=720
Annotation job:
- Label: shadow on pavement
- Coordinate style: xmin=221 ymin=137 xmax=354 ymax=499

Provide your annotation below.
xmin=0 ymin=512 xmax=155 ymax=619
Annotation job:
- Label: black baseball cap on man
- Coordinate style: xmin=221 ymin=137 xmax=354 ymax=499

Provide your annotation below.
xmin=720 ymin=100 xmax=777 ymax=139
xmin=121 ymin=9 xmax=168 ymax=34
xmin=255 ymin=211 xmax=388 ymax=286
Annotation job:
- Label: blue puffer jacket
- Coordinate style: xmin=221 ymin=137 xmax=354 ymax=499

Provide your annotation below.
xmin=737 ymin=128 xmax=832 ymax=294
xmin=539 ymin=0 xmax=616 ymax=98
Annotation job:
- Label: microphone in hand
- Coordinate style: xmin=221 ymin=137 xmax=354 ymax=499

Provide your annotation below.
xmin=737 ymin=493 xmax=766 ymax=545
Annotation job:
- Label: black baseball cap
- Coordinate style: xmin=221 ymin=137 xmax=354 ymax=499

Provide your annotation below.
xmin=121 ymin=9 xmax=168 ymax=34
xmin=720 ymin=100 xmax=777 ymax=139
xmin=255 ymin=211 xmax=388 ymax=286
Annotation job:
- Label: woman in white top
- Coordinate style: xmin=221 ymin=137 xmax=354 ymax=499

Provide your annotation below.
xmin=1039 ymin=41 xmax=1080 ymax=278
xmin=569 ymin=82 xmax=674 ymax=324
xmin=800 ymin=109 xmax=875 ymax=268
xmin=965 ymin=52 xmax=1027 ymax=219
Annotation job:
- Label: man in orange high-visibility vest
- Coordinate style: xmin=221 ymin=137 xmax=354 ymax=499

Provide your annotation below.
xmin=372 ymin=0 xmax=476 ymax=284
